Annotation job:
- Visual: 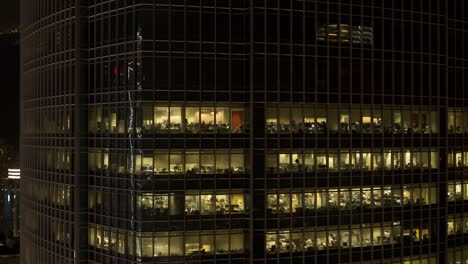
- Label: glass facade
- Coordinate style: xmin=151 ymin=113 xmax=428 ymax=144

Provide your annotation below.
xmin=20 ymin=0 xmax=467 ymax=263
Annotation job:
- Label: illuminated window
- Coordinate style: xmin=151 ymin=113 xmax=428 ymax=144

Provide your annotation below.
xmin=200 ymin=107 xmax=215 ymax=133
xmin=265 ymin=107 xmax=278 ymax=133
xmin=153 ymin=106 xmax=168 ymax=132
xmin=185 ymin=232 xmax=213 ymax=255
xmin=316 ymin=24 xmax=373 ymax=45
xmin=186 ymin=106 xmax=200 ymax=133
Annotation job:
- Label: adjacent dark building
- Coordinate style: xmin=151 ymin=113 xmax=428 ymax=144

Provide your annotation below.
xmin=0 ymin=32 xmax=20 ymax=146
xmin=20 ymin=1 xmax=468 ymax=263
xmin=1 ymin=175 xmax=20 ymax=250
xmin=0 ymin=144 xmax=19 ymax=251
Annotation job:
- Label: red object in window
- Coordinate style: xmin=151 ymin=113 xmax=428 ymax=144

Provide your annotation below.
xmin=231 ymin=110 xmax=244 ymax=132
xmin=113 ymin=66 xmax=118 ymax=75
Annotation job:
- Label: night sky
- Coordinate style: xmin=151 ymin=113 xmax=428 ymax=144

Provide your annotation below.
xmin=0 ymin=1 xmax=19 ymax=145
xmin=0 ymin=2 xmax=19 ymax=32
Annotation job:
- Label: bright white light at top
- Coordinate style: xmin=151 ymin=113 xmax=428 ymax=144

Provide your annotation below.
xmin=7 ymin=168 xmax=20 ymax=179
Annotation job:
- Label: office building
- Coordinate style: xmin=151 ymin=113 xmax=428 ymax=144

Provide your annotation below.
xmin=0 ymin=145 xmax=19 ymax=250
xmin=1 ymin=173 xmax=20 ymax=249
xmin=21 ymin=1 xmax=467 ymax=263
